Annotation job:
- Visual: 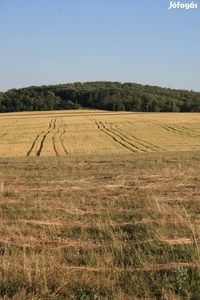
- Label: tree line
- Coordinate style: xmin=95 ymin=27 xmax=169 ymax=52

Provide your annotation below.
xmin=0 ymin=81 xmax=200 ymax=113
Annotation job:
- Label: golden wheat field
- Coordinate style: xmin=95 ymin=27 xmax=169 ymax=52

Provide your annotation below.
xmin=0 ymin=110 xmax=200 ymax=157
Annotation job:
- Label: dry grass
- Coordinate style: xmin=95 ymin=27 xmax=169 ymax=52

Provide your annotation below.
xmin=1 ymin=111 xmax=200 ymax=157
xmin=0 ymin=150 xmax=200 ymax=298
xmin=1 ymin=111 xmax=200 ymax=298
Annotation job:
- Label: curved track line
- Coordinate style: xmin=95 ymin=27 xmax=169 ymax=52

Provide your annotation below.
xmin=59 ymin=130 xmax=69 ymax=155
xmin=114 ymin=125 xmax=166 ymax=152
xmin=26 ymin=131 xmax=44 ymax=156
xmin=94 ymin=120 xmax=137 ymax=153
xmin=36 ymin=131 xmax=50 ymax=156
xmin=163 ymin=125 xmax=196 ymax=138
xmin=0 ymin=133 xmax=7 ymax=139
xmin=98 ymin=121 xmax=146 ymax=152
xmin=48 ymin=118 xmax=54 ymax=129
xmin=176 ymin=125 xmax=200 ymax=137
xmin=53 ymin=118 xmax=57 ymax=129
xmin=52 ymin=131 xmax=59 ymax=156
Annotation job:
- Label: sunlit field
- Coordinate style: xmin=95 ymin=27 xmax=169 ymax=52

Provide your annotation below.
xmin=0 ymin=111 xmax=200 ymax=299
xmin=1 ymin=110 xmax=200 ymax=157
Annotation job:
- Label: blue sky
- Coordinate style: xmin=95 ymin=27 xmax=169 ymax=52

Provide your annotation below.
xmin=0 ymin=0 xmax=199 ymax=92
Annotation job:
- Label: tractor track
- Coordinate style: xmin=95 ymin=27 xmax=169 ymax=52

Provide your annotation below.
xmin=0 ymin=133 xmax=7 ymax=139
xmin=59 ymin=129 xmax=69 ymax=155
xmin=99 ymin=121 xmax=145 ymax=152
xmin=48 ymin=118 xmax=54 ymax=129
xmin=93 ymin=120 xmax=139 ymax=153
xmin=52 ymin=119 xmax=69 ymax=155
xmin=27 ymin=117 xmax=69 ymax=156
xmin=58 ymin=118 xmax=69 ymax=155
xmin=36 ymin=131 xmax=51 ymax=156
xmin=52 ymin=131 xmax=59 ymax=155
xmin=175 ymin=125 xmax=200 ymax=137
xmin=113 ymin=125 xmax=166 ymax=152
xmin=51 ymin=118 xmax=59 ymax=155
xmin=26 ymin=131 xmax=44 ymax=156
xmin=91 ymin=118 xmax=165 ymax=153
xmin=52 ymin=124 xmax=67 ymax=156
xmin=163 ymin=125 xmax=199 ymax=138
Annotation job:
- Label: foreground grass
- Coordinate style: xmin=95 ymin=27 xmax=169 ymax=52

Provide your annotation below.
xmin=0 ymin=151 xmax=200 ymax=299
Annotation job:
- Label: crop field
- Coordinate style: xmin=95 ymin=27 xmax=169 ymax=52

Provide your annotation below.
xmin=0 ymin=111 xmax=200 ymax=299
xmin=1 ymin=110 xmax=200 ymax=157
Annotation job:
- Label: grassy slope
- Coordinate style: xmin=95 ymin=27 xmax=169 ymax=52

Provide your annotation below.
xmin=0 ymin=151 xmax=200 ymax=299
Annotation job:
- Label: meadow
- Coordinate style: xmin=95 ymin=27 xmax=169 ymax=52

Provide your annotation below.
xmin=0 ymin=111 xmax=200 ymax=299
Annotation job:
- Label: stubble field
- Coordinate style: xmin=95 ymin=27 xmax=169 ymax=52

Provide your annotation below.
xmin=0 ymin=110 xmax=200 ymax=299
xmin=1 ymin=110 xmax=200 ymax=157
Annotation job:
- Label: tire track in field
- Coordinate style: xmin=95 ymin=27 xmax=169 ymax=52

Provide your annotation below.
xmin=48 ymin=118 xmax=57 ymax=129
xmin=0 ymin=133 xmax=7 ymax=139
xmin=52 ymin=130 xmax=59 ymax=155
xmin=36 ymin=131 xmax=51 ymax=156
xmin=47 ymin=118 xmax=59 ymax=155
xmin=49 ymin=119 xmax=53 ymax=129
xmin=28 ymin=117 xmax=58 ymax=156
xmin=113 ymin=125 xmax=166 ymax=152
xmin=51 ymin=118 xmax=59 ymax=155
xmin=0 ymin=121 xmax=19 ymax=132
xmin=108 ymin=123 xmax=148 ymax=151
xmin=53 ymin=118 xmax=57 ymax=129
xmin=175 ymin=125 xmax=200 ymax=137
xmin=58 ymin=118 xmax=69 ymax=155
xmin=52 ymin=118 xmax=69 ymax=155
xmin=59 ymin=128 xmax=69 ymax=155
xmin=99 ymin=121 xmax=148 ymax=152
xmin=163 ymin=125 xmax=198 ymax=138
xmin=42 ymin=118 xmax=70 ymax=156
xmin=6 ymin=120 xmax=19 ymax=127
xmin=93 ymin=119 xmax=140 ymax=152
xmin=26 ymin=131 xmax=44 ymax=156
xmin=52 ymin=123 xmax=64 ymax=155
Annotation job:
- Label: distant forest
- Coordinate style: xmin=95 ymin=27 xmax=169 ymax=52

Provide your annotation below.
xmin=0 ymin=81 xmax=200 ymax=113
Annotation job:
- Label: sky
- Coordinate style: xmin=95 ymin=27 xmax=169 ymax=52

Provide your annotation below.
xmin=0 ymin=0 xmax=200 ymax=92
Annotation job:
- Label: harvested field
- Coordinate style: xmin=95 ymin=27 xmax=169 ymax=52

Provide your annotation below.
xmin=1 ymin=110 xmax=200 ymax=157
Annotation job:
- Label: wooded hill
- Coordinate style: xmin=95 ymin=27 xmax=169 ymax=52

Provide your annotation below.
xmin=0 ymin=81 xmax=200 ymax=112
